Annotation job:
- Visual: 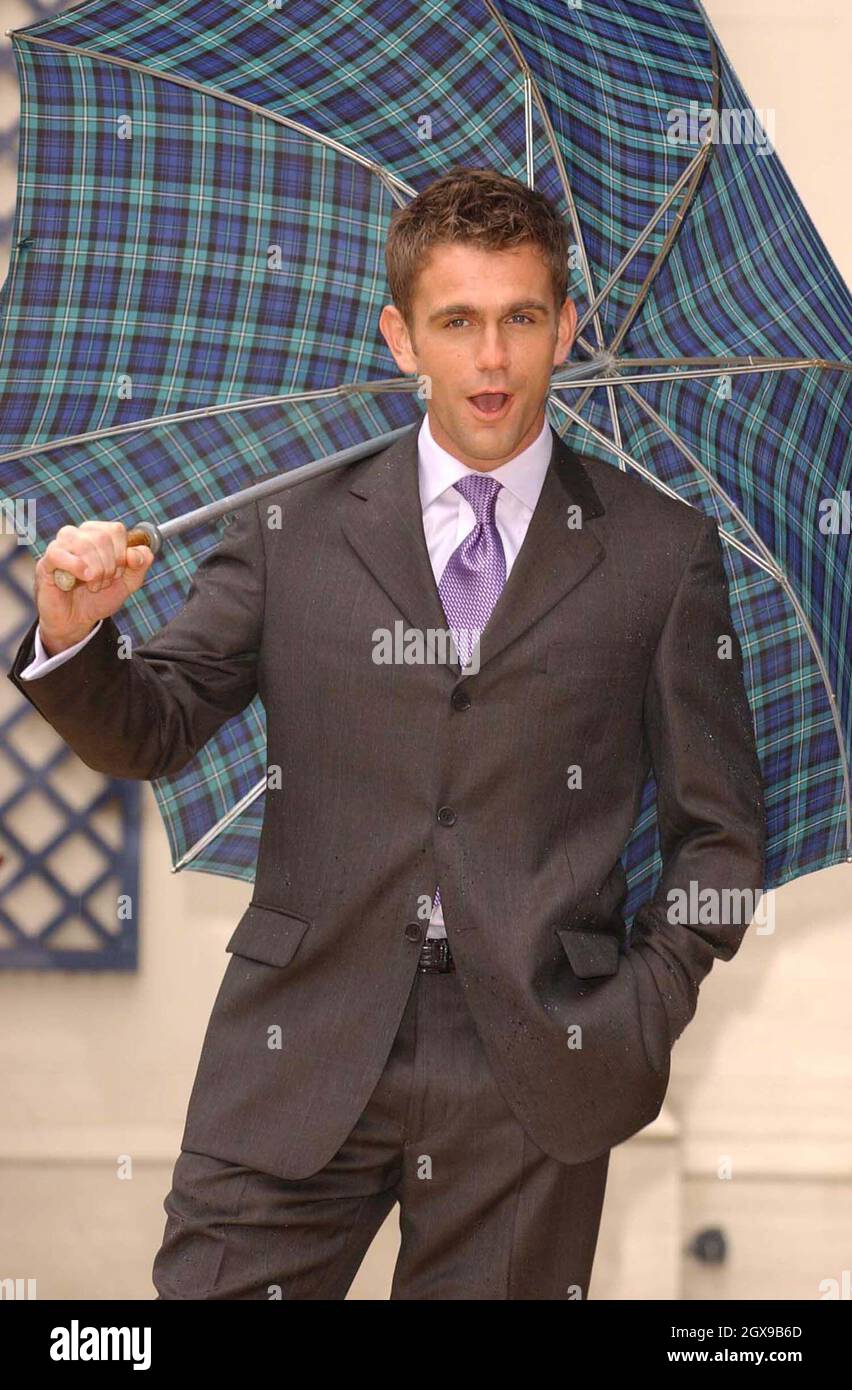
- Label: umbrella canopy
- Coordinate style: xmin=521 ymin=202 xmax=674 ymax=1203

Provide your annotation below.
xmin=1 ymin=0 xmax=849 ymax=913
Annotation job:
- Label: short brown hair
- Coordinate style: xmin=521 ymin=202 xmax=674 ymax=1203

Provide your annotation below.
xmin=384 ymin=167 xmax=569 ymax=327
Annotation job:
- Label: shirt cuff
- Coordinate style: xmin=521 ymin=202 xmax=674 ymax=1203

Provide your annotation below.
xmin=18 ymin=620 xmax=104 ymax=680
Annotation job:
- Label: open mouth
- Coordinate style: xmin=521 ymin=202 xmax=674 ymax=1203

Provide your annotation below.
xmin=467 ymin=391 xmax=514 ymax=420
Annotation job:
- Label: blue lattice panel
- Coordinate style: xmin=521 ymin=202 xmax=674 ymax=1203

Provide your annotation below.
xmin=0 ymin=536 xmax=140 ymax=970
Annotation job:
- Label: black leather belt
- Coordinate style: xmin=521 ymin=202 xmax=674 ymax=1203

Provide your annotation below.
xmin=418 ymin=936 xmax=455 ymax=972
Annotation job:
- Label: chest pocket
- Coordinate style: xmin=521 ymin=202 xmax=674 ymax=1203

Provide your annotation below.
xmin=538 ymin=640 xmax=646 ymax=682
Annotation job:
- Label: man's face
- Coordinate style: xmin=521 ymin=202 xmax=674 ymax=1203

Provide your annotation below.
xmin=379 ymin=241 xmax=577 ymax=471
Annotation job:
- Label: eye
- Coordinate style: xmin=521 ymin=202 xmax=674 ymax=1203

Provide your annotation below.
xmin=443 ymin=314 xmax=535 ymax=328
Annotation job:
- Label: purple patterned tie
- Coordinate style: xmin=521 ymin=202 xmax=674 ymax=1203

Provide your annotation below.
xmin=432 ymin=473 xmax=507 ymax=919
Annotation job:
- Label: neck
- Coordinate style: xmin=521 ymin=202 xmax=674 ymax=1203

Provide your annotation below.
xmin=427 ymin=406 xmax=547 ymax=470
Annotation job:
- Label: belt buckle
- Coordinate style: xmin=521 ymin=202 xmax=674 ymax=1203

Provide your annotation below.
xmin=418 ymin=936 xmax=454 ymax=972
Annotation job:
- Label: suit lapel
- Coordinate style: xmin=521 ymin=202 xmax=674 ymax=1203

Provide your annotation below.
xmin=341 ymin=422 xmax=451 ymax=658
xmin=341 ymin=417 xmax=607 ymax=678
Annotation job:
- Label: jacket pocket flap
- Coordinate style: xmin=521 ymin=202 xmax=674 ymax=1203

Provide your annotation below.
xmin=226 ymin=902 xmax=312 ymax=968
xmin=556 ymin=928 xmax=621 ymax=978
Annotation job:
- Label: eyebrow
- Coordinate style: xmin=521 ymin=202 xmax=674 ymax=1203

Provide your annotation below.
xmin=428 ymin=299 xmax=550 ymax=322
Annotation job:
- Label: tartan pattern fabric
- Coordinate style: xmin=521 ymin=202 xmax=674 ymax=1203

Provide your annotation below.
xmin=0 ymin=0 xmax=849 ymax=905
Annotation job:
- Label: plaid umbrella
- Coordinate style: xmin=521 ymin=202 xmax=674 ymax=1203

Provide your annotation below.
xmin=1 ymin=0 xmax=849 ymax=914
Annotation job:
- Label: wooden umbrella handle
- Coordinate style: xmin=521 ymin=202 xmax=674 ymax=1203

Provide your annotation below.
xmin=53 ymin=525 xmax=158 ymax=591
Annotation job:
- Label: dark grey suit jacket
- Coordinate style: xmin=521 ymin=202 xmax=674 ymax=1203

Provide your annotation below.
xmin=8 ymin=421 xmax=766 ymax=1178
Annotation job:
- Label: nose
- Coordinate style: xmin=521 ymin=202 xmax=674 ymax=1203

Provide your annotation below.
xmin=474 ymin=325 xmax=511 ymax=373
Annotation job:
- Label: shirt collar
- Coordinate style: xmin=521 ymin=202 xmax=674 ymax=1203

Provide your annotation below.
xmin=417 ymin=409 xmax=553 ymax=513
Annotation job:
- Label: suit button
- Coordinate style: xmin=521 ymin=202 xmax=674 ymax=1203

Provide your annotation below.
xmin=437 ymin=806 xmax=457 ymax=826
xmin=404 ymin=922 xmax=422 ymax=942
xmin=451 ymin=688 xmax=471 ymax=710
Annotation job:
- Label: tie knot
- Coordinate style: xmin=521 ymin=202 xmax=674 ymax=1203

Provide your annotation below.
xmin=453 ymin=472 xmax=502 ymax=522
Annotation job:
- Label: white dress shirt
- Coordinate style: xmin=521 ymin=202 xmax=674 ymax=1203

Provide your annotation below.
xmin=19 ymin=410 xmax=554 ymax=937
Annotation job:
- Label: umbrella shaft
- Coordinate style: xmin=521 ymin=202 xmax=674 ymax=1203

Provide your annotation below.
xmin=159 ymin=425 xmax=415 ymax=539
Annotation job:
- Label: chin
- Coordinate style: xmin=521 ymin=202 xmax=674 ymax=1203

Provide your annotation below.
xmin=431 ymin=407 xmax=528 ymax=466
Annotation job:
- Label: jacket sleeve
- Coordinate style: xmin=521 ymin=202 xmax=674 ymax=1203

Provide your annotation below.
xmin=19 ymin=618 xmax=104 ymax=678
xmin=626 ymin=516 xmax=767 ymax=1046
xmin=6 ymin=500 xmax=265 ymax=780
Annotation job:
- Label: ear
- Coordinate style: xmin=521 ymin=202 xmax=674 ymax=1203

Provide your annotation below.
xmin=379 ymin=303 xmax=418 ymax=374
xmin=553 ymin=296 xmax=577 ymax=368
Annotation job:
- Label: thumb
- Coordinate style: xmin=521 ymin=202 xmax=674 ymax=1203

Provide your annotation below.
xmin=123 ymin=544 xmax=154 ymax=590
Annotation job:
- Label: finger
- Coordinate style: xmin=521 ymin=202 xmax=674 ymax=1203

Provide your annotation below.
xmin=42 ymin=545 xmax=90 ymax=586
xmin=42 ymin=536 xmax=101 ymax=585
xmin=49 ymin=528 xmax=98 ymax=581
xmin=87 ymin=534 xmax=124 ymax=591
xmin=108 ymin=523 xmax=135 ymax=583
xmin=99 ymin=521 xmax=127 ymax=573
xmin=78 ymin=519 xmax=125 ymax=539
xmin=76 ymin=522 xmax=127 ymax=589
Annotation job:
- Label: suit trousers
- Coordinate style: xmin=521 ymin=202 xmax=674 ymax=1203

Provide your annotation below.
xmin=152 ymin=957 xmax=611 ymax=1300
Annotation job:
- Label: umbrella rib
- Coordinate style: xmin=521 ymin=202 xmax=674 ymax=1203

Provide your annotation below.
xmin=136 ymin=358 xmax=612 ymax=538
xmin=9 ymin=33 xmax=416 ymax=204
xmin=605 ymin=146 xmax=713 ymax=361
xmin=523 ymin=72 xmax=535 ymax=188
xmin=0 ymin=353 xmax=629 ymax=468
xmin=483 ymin=1 xmax=625 ymax=448
xmin=574 ymin=146 xmax=711 ymax=339
xmin=621 ymin=378 xmax=834 ymax=573
xmin=170 ymin=775 xmax=267 ymax=871
xmin=0 ymin=375 xmax=418 ymax=465
xmin=483 ymin=0 xmax=606 ymax=356
xmin=605 ymin=382 xmax=624 ymax=461
xmin=604 ymin=30 xmax=722 ymax=361
xmin=586 ymin=356 xmax=852 ymax=371
xmin=550 ymin=357 xmax=852 ymax=389
xmin=547 ymin=391 xmax=775 ymax=572
xmin=566 ymin=24 xmax=721 ymax=422
xmin=549 ymin=384 xmax=852 ymax=862
xmin=622 ymin=381 xmax=852 ymax=860
xmin=568 ymin=334 xmax=613 ymax=418
xmin=569 ymin=149 xmax=712 ymax=421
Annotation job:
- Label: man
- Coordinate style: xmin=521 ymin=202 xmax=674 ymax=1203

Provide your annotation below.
xmin=8 ymin=167 xmax=766 ymax=1300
